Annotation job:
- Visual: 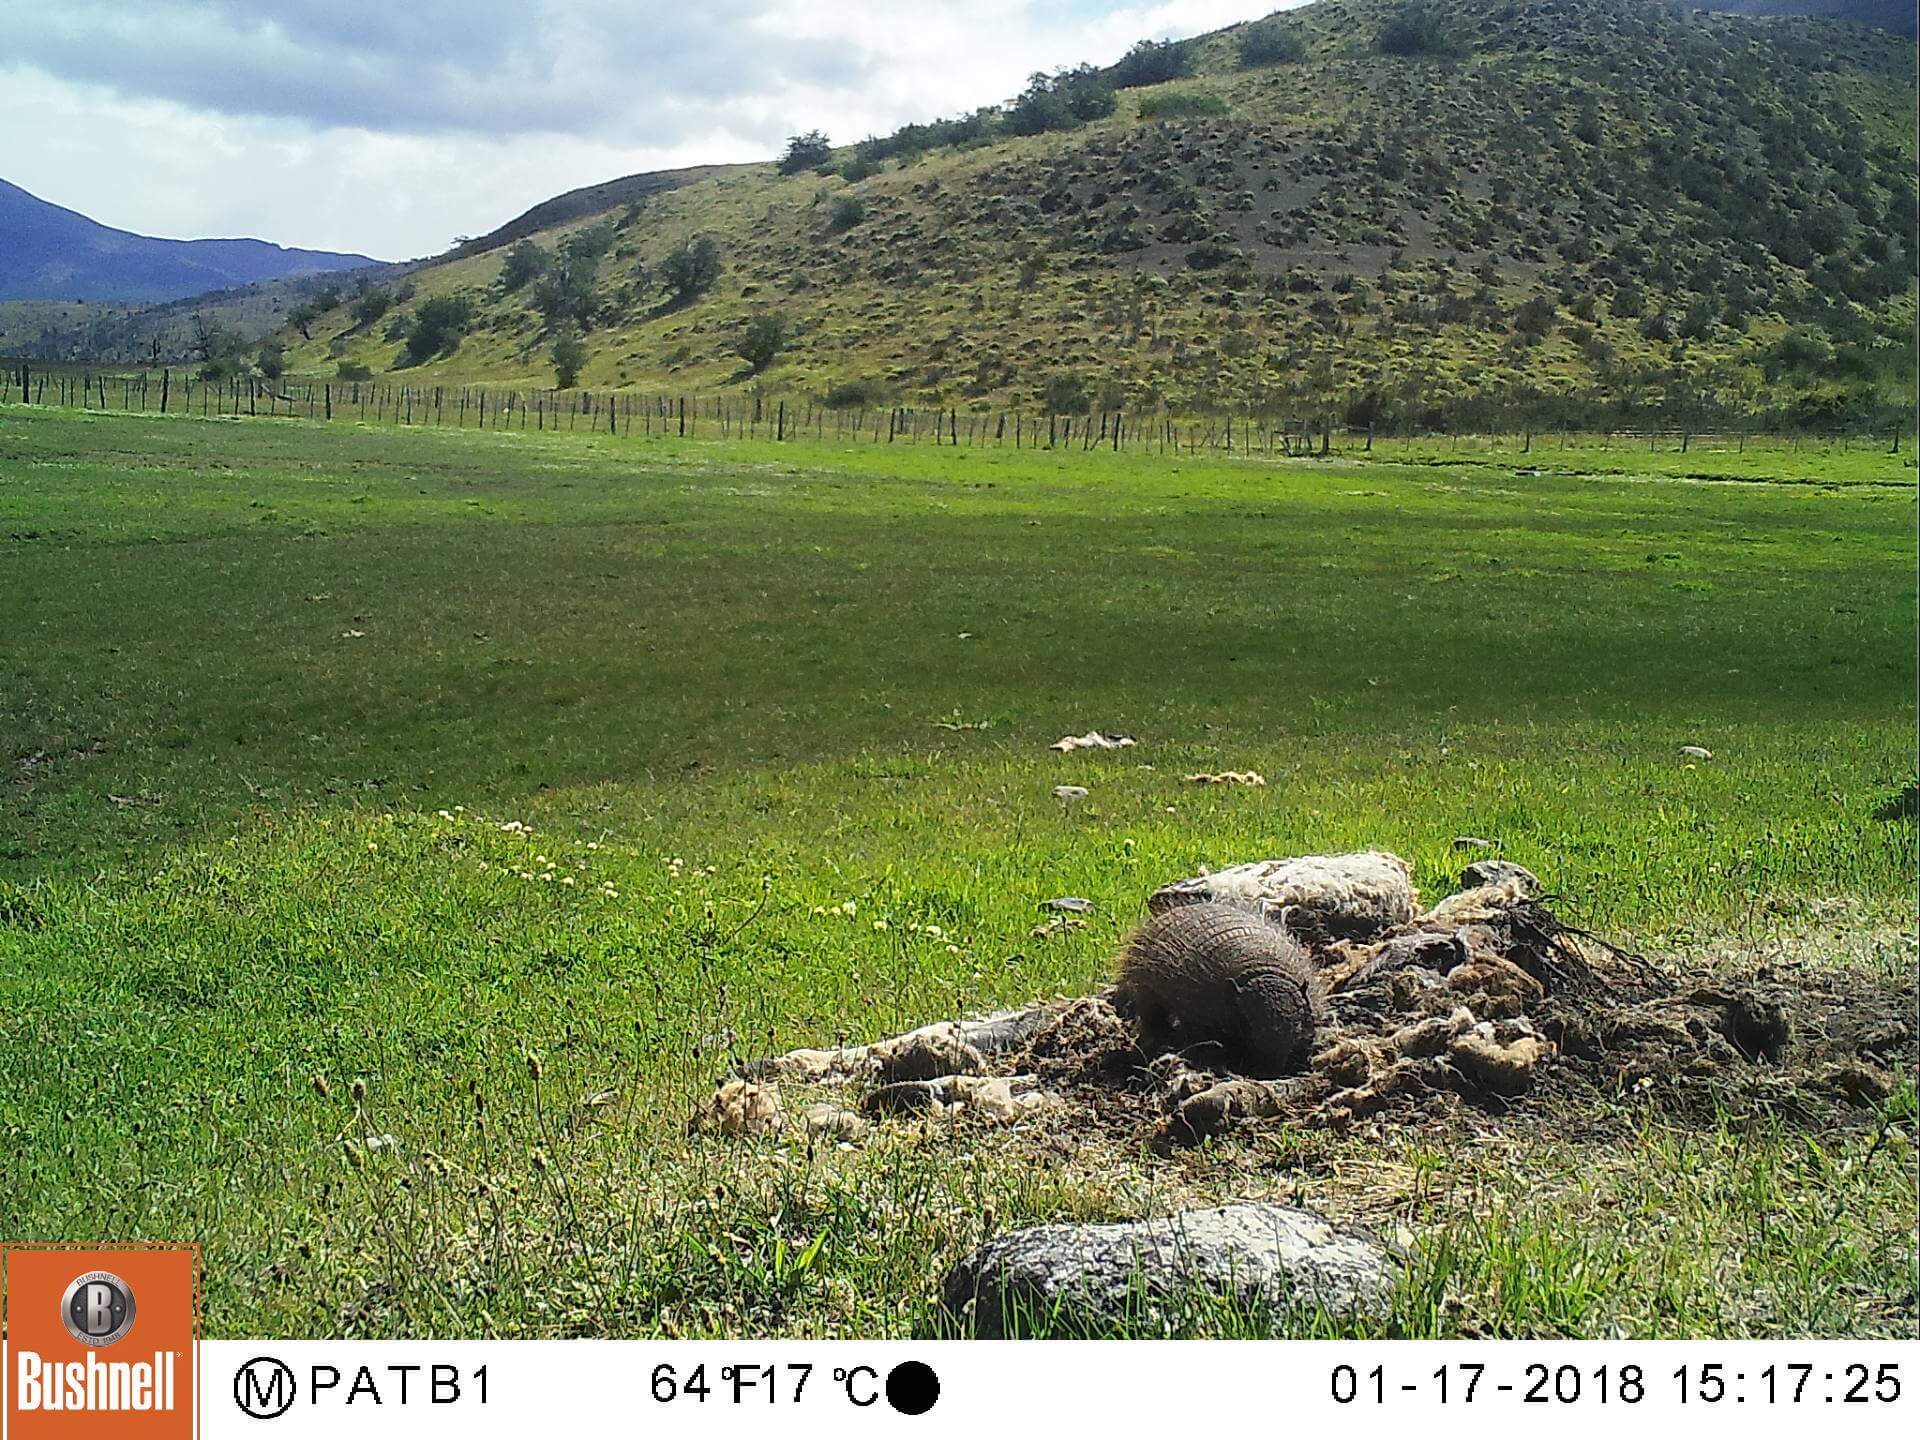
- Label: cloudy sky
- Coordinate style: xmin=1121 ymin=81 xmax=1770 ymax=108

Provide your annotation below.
xmin=3 ymin=0 xmax=1297 ymax=261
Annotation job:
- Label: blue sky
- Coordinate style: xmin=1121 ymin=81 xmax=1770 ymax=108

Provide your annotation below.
xmin=2 ymin=1 xmax=1299 ymax=260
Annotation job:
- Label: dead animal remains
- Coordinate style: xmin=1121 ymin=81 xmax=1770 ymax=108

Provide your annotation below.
xmin=705 ymin=850 xmax=1905 ymax=1151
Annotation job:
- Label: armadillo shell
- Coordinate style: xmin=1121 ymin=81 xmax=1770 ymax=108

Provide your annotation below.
xmin=1117 ymin=901 xmax=1318 ymax=1078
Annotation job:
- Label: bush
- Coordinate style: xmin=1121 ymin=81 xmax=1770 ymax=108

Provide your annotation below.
xmin=1378 ymin=3 xmax=1466 ymax=58
xmin=336 ymin=360 xmax=373 ymax=382
xmin=1512 ymin=294 xmax=1557 ymax=340
xmin=1042 ymin=373 xmax=1091 ymax=414
xmin=1138 ymin=89 xmax=1231 ymax=121
xmin=349 ymin=286 xmax=394 ymax=327
xmin=778 ymin=130 xmax=832 ymax=176
xmin=839 ymin=153 xmax=879 ymax=183
xmin=499 ymin=241 xmax=549 ymax=292
xmin=1185 ymin=241 xmax=1240 ymax=270
xmin=533 ymin=256 xmax=600 ymax=330
xmin=732 ymin=313 xmax=789 ymax=373
xmin=829 ymin=196 xmax=867 ymax=232
xmin=658 ymin=235 xmax=723 ymax=300
xmin=1239 ymin=19 xmax=1307 ymax=67
xmin=551 ymin=329 xmax=587 ymax=389
xmin=822 ymin=378 xmax=889 ymax=408
xmin=1107 ymin=38 xmax=1192 ymax=89
xmin=255 ymin=340 xmax=286 ymax=380
xmin=1007 ymin=66 xmax=1116 ymax=136
xmin=403 ymin=294 xmax=477 ymax=363
xmin=563 ymin=223 xmax=616 ymax=262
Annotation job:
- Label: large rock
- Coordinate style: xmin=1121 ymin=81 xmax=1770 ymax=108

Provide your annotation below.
xmin=941 ymin=1203 xmax=1396 ymax=1337
xmin=1148 ymin=851 xmax=1417 ymax=940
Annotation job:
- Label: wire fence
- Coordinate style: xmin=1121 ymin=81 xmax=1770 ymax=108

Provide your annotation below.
xmin=5 ymin=360 xmax=1912 ymax=459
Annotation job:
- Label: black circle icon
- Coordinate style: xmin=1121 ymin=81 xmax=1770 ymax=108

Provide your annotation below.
xmin=233 ymin=1357 xmax=298 ymax=1419
xmin=885 ymin=1360 xmax=940 ymax=1416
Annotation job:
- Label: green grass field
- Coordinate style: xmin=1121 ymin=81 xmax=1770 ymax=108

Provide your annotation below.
xmin=1 ymin=405 xmax=1913 ymax=1337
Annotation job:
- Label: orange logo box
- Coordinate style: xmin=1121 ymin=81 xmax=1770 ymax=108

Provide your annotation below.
xmin=2 ymin=1245 xmax=197 ymax=1440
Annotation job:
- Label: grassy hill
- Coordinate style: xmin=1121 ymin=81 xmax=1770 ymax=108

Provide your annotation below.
xmin=105 ymin=1 xmax=1920 ymax=426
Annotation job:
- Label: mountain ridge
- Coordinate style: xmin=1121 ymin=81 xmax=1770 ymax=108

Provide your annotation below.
xmin=0 ymin=178 xmax=378 ymax=304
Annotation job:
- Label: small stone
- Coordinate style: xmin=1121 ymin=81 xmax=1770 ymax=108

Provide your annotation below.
xmin=1459 ymin=859 xmax=1540 ymax=894
xmin=1052 ymin=785 xmax=1090 ymax=800
xmin=1680 ymin=745 xmax=1713 ymax=760
xmin=1450 ymin=836 xmax=1497 ymax=850
xmin=1039 ymin=897 xmax=1095 ymax=913
xmin=941 ymin=1204 xmax=1396 ymax=1337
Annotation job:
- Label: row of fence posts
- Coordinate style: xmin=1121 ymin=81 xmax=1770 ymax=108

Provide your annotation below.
xmin=5 ymin=360 xmax=1909 ymax=457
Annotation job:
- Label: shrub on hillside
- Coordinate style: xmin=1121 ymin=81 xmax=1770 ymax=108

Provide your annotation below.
xmin=499 ymin=240 xmax=550 ymax=293
xmin=255 ymin=340 xmax=286 ymax=380
xmin=1042 ymin=374 xmax=1091 ymax=415
xmin=563 ymin=223 xmax=616 ymax=262
xmin=350 ymin=286 xmax=394 ymax=327
xmin=1107 ymin=38 xmax=1192 ymax=89
xmin=533 ymin=255 xmax=601 ymax=330
xmin=778 ymin=130 xmax=833 ymax=175
xmin=1139 ymin=89 xmax=1231 ymax=120
xmin=1006 ymin=66 xmax=1116 ymax=136
xmin=822 ymin=377 xmax=889 ymax=408
xmin=1378 ymin=3 xmax=1467 ymax=59
xmin=829 ymin=196 xmax=867 ymax=231
xmin=336 ymin=360 xmax=374 ymax=382
xmin=658 ymin=235 xmax=724 ymax=300
xmin=402 ymin=294 xmax=478 ymax=363
xmin=732 ymin=313 xmax=789 ymax=373
xmin=1239 ymin=18 xmax=1307 ymax=67
xmin=551 ymin=328 xmax=587 ymax=389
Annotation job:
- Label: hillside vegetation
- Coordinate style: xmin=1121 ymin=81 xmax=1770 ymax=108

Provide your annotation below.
xmin=150 ymin=2 xmax=1920 ymax=425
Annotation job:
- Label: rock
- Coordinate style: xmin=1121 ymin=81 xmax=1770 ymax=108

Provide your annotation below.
xmin=1052 ymin=785 xmax=1090 ymax=800
xmin=1051 ymin=732 xmax=1135 ymax=752
xmin=1459 ymin=859 xmax=1540 ymax=894
xmin=1183 ymin=771 xmax=1266 ymax=786
xmin=1148 ymin=851 xmax=1418 ymax=940
xmin=942 ymin=1204 xmax=1396 ymax=1337
xmin=698 ymin=1080 xmax=784 ymax=1137
xmin=1680 ymin=745 xmax=1713 ymax=760
xmin=872 ymin=1031 xmax=986 ymax=1083
xmin=1451 ymin=835 xmax=1497 ymax=850
xmin=799 ymin=1103 xmax=869 ymax=1141
xmin=1448 ymin=1024 xmax=1547 ymax=1096
xmin=1039 ymin=896 xmax=1095 ymax=913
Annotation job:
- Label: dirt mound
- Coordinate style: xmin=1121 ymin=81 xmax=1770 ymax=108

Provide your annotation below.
xmin=712 ymin=870 xmax=1914 ymax=1152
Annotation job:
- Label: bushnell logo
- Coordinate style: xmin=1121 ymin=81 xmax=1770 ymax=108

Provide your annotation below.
xmin=3 ymin=1245 xmax=196 ymax=1439
xmin=61 ymin=1271 xmax=137 ymax=1348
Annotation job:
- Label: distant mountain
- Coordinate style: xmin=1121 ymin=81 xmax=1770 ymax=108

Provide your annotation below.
xmin=1708 ymin=1 xmax=1916 ymax=38
xmin=0 ymin=178 xmax=378 ymax=304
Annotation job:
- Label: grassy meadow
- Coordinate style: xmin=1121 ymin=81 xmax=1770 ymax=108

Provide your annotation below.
xmin=0 ymin=404 xmax=1913 ymax=1337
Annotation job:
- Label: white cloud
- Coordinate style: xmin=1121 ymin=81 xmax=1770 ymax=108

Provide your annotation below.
xmin=1 ymin=1 xmax=1304 ymax=259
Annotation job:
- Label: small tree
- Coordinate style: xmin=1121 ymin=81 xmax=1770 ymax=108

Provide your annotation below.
xmin=659 ymin=235 xmax=723 ymax=301
xmin=255 ymin=340 xmax=286 ymax=380
xmin=288 ymin=302 xmax=319 ymax=340
xmin=1378 ymin=3 xmax=1466 ymax=58
xmin=532 ymin=255 xmax=600 ymax=330
xmin=1042 ymin=372 xmax=1091 ymax=414
xmin=733 ymin=313 xmax=789 ymax=373
xmin=778 ymin=130 xmax=833 ymax=175
xmin=499 ymin=239 xmax=549 ymax=292
xmin=403 ymin=294 xmax=477 ymax=363
xmin=829 ymin=195 xmax=867 ymax=232
xmin=1239 ymin=19 xmax=1306 ymax=67
xmin=350 ymin=286 xmax=394 ymax=327
xmin=1108 ymin=38 xmax=1191 ymax=89
xmin=552 ymin=328 xmax=587 ymax=389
